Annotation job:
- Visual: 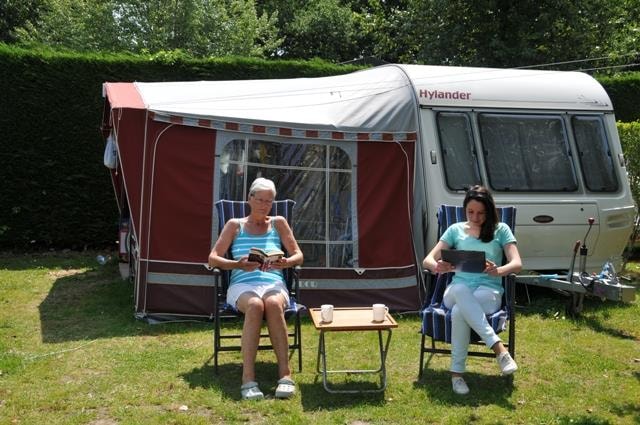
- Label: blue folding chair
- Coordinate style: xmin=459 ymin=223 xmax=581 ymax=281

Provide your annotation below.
xmin=418 ymin=205 xmax=516 ymax=378
xmin=211 ymin=199 xmax=305 ymax=373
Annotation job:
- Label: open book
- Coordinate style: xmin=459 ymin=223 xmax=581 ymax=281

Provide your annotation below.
xmin=441 ymin=249 xmax=486 ymax=273
xmin=247 ymin=247 xmax=285 ymax=265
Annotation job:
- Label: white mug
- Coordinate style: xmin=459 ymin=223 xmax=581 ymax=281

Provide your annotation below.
xmin=372 ymin=303 xmax=388 ymax=322
xmin=320 ymin=304 xmax=334 ymax=323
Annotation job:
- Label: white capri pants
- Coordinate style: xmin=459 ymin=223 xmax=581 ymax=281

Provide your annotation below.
xmin=443 ymin=283 xmax=502 ymax=373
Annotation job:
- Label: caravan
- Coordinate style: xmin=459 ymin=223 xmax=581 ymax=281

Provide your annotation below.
xmin=404 ymin=65 xmax=635 ymax=274
xmin=101 ymin=64 xmax=635 ymax=319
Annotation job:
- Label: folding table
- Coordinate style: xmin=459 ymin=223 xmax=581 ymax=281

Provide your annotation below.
xmin=309 ymin=307 xmax=398 ymax=393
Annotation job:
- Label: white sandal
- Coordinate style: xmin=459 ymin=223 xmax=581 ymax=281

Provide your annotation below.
xmin=240 ymin=381 xmax=264 ymax=400
xmin=275 ymin=378 xmax=296 ymax=399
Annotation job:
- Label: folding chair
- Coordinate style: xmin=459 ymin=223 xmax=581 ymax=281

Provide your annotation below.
xmin=418 ymin=205 xmax=516 ymax=378
xmin=211 ymin=199 xmax=305 ymax=373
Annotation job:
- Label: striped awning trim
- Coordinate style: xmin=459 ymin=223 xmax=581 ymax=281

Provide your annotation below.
xmin=150 ymin=111 xmax=418 ymax=142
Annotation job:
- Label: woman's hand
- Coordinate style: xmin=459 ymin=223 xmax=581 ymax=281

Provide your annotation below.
xmin=237 ymin=256 xmax=260 ymax=272
xmin=268 ymin=257 xmax=288 ymax=270
xmin=435 ymin=259 xmax=454 ymax=273
xmin=484 ymin=260 xmax=499 ymax=276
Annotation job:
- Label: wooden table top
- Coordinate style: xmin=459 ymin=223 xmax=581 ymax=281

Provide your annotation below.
xmin=309 ymin=307 xmax=398 ymax=331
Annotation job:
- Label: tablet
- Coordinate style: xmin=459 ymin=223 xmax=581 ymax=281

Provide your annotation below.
xmin=441 ymin=249 xmax=486 ymax=273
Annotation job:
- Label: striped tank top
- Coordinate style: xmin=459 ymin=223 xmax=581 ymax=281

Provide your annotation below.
xmin=229 ymin=220 xmax=284 ymax=286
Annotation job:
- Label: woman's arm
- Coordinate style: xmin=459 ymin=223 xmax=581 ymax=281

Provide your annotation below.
xmin=422 ymin=240 xmax=453 ymax=273
xmin=272 ymin=216 xmax=303 ymax=268
xmin=208 ymin=219 xmax=258 ymax=271
xmin=486 ymin=242 xmax=522 ymax=277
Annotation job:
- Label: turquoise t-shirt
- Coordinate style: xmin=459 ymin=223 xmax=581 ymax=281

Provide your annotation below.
xmin=440 ymin=222 xmax=516 ymax=293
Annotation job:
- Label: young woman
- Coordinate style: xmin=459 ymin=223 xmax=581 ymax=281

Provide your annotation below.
xmin=208 ymin=177 xmax=303 ymax=400
xmin=422 ymin=185 xmax=522 ymax=395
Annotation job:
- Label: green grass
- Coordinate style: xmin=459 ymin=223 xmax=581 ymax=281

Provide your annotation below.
xmin=1 ymin=252 xmax=639 ymax=424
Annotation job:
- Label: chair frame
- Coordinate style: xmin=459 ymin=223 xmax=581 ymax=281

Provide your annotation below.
xmin=211 ymin=199 xmax=304 ymax=374
xmin=418 ymin=205 xmax=517 ymax=379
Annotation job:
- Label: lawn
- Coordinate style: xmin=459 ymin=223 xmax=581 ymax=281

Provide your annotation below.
xmin=1 ymin=252 xmax=638 ymax=424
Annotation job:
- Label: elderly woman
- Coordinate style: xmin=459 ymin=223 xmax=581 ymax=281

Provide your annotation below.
xmin=423 ymin=185 xmax=522 ymax=395
xmin=208 ymin=177 xmax=303 ymax=400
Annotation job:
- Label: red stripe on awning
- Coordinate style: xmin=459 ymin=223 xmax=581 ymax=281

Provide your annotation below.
xmin=332 ymin=132 xmax=344 ymax=140
xmin=306 ymin=130 xmax=318 ymax=138
xmin=170 ymin=115 xmax=183 ymax=124
xmin=253 ymin=125 xmax=266 ymax=133
xmin=198 ymin=119 xmax=211 ymax=127
xmin=279 ymin=128 xmax=292 ymax=136
xmin=357 ymin=133 xmax=369 ymax=141
xmin=225 ymin=122 xmax=239 ymax=131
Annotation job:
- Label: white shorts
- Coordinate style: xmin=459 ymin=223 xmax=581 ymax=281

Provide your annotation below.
xmin=226 ymin=281 xmax=290 ymax=309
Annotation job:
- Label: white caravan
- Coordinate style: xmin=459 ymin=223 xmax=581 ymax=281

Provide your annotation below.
xmin=401 ymin=65 xmax=636 ymax=277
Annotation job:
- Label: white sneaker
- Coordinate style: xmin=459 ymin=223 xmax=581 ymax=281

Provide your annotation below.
xmin=451 ymin=376 xmax=469 ymax=395
xmin=497 ymin=351 xmax=518 ymax=375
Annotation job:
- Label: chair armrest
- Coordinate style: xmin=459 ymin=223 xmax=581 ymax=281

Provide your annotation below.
xmin=203 ymin=264 xmax=222 ymax=274
xmin=204 ymin=265 xmax=224 ymax=294
xmin=505 ymin=273 xmax=516 ymax=309
xmin=290 ymin=265 xmax=302 ymax=293
xmin=422 ymin=268 xmax=435 ymax=306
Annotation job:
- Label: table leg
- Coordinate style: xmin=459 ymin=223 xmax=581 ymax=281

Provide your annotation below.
xmin=316 ymin=331 xmax=325 ymax=375
xmin=316 ymin=329 xmax=393 ymax=393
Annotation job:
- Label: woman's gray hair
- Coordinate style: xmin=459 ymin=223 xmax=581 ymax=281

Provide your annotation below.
xmin=249 ymin=177 xmax=277 ymax=197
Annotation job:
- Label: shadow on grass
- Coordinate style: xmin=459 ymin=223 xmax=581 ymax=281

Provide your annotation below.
xmin=414 ymin=366 xmax=515 ymax=408
xmin=180 ymin=356 xmax=387 ymax=408
xmin=298 ymin=380 xmax=386 ymax=410
xmin=512 ymin=284 xmax=639 ymax=341
xmin=180 ymin=358 xmax=242 ymax=399
xmin=181 ymin=359 xmax=320 ymax=402
xmin=608 ymin=399 xmax=640 ymax=424
xmin=575 ymin=314 xmax=639 ymax=341
xmin=38 ymin=260 xmax=212 ymax=343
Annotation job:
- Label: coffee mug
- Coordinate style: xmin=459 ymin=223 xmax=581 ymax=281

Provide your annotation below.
xmin=320 ymin=304 xmax=334 ymax=323
xmin=372 ymin=303 xmax=388 ymax=322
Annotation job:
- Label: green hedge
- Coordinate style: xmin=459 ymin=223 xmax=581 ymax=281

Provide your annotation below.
xmin=0 ymin=44 xmax=359 ymax=250
xmin=1 ymin=45 xmax=639 ymax=250
xmin=618 ymin=121 xmax=640 ymax=209
xmin=598 ymin=73 xmax=640 ymax=122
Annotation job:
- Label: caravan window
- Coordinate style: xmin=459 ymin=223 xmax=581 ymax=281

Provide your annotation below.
xmin=436 ymin=112 xmax=482 ymax=190
xmin=572 ymin=116 xmax=619 ymax=192
xmin=219 ymin=138 xmax=354 ymax=268
xmin=478 ymin=114 xmax=578 ymax=192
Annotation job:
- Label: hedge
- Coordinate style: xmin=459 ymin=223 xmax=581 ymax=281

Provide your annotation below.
xmin=618 ymin=121 xmax=640 ymax=209
xmin=598 ymin=73 xmax=640 ymax=122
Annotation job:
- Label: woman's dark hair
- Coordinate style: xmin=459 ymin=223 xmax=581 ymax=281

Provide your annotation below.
xmin=463 ymin=185 xmax=498 ymax=243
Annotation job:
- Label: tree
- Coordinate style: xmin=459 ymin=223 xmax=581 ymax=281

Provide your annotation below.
xmin=5 ymin=0 xmax=639 ymax=67
xmin=0 ymin=0 xmax=51 ymax=43
xmin=402 ymin=0 xmax=640 ymax=68
xmin=10 ymin=0 xmax=283 ymax=58
xmin=282 ymin=0 xmax=360 ymax=62
xmin=350 ymin=0 xmax=413 ymax=63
